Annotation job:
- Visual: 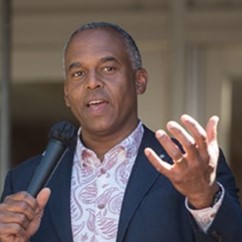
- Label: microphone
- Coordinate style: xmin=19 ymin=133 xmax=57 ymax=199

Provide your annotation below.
xmin=27 ymin=121 xmax=77 ymax=197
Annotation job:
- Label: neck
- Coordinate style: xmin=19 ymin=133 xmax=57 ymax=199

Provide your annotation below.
xmin=80 ymin=122 xmax=139 ymax=161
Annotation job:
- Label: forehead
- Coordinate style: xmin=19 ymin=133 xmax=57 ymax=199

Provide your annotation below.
xmin=64 ymin=28 xmax=131 ymax=71
xmin=66 ymin=28 xmax=126 ymax=54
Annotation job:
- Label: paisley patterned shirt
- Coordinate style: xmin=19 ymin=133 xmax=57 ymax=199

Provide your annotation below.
xmin=70 ymin=122 xmax=223 ymax=241
xmin=70 ymin=122 xmax=144 ymax=242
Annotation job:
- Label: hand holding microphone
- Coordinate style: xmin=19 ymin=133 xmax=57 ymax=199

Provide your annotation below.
xmin=0 ymin=121 xmax=76 ymax=242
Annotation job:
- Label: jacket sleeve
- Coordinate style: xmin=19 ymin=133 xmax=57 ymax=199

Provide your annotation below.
xmin=191 ymin=149 xmax=242 ymax=242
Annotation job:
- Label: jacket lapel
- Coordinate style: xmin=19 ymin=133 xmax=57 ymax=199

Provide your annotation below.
xmin=40 ymin=126 xmax=170 ymax=242
xmin=46 ymin=142 xmax=76 ymax=242
xmin=116 ymin=126 xmax=170 ymax=242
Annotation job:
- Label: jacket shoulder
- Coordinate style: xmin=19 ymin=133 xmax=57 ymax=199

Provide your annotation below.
xmin=1 ymin=154 xmax=42 ymax=199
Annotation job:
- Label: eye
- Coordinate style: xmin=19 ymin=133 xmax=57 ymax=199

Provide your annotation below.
xmin=103 ymin=66 xmax=116 ymax=73
xmin=72 ymin=71 xmax=85 ymax=78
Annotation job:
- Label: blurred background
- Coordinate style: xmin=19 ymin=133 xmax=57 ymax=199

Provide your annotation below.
xmin=0 ymin=0 xmax=242 ymax=202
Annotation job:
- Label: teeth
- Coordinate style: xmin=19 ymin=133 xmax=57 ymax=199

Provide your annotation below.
xmin=89 ymin=100 xmax=103 ymax=105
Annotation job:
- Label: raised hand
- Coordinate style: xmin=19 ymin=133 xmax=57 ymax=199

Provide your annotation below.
xmin=144 ymin=114 xmax=220 ymax=209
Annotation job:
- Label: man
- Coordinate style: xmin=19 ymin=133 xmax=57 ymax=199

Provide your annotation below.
xmin=0 ymin=22 xmax=241 ymax=242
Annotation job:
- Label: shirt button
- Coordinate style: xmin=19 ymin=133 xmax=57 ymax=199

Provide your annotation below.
xmin=100 ymin=168 xmax=106 ymax=174
xmin=98 ymin=203 xmax=106 ymax=209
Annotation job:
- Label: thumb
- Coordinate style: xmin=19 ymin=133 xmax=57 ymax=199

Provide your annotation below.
xmin=36 ymin=187 xmax=51 ymax=209
xmin=25 ymin=188 xmax=51 ymax=239
xmin=206 ymin=115 xmax=219 ymax=144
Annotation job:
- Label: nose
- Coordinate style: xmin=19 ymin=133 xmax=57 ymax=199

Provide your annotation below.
xmin=86 ymin=70 xmax=103 ymax=90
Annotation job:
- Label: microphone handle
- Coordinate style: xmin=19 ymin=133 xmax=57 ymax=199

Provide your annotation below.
xmin=27 ymin=139 xmax=67 ymax=197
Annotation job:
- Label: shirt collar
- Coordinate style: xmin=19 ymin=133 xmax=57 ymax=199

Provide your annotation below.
xmin=75 ymin=121 xmax=144 ymax=167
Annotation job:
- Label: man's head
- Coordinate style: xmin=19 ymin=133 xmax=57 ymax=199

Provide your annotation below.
xmin=63 ymin=22 xmax=148 ymax=143
xmin=63 ymin=22 xmax=142 ymax=73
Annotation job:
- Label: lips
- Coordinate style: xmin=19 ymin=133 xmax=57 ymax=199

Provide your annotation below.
xmin=87 ymin=100 xmax=106 ymax=106
xmin=86 ymin=99 xmax=109 ymax=114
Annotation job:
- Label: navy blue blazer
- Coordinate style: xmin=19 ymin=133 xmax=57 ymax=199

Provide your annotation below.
xmin=1 ymin=126 xmax=242 ymax=242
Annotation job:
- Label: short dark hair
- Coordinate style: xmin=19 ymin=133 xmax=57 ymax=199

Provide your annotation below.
xmin=63 ymin=22 xmax=142 ymax=70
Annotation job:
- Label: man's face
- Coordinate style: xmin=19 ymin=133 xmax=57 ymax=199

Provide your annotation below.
xmin=64 ymin=28 xmax=147 ymax=139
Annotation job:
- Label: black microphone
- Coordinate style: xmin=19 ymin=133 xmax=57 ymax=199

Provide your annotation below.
xmin=27 ymin=121 xmax=77 ymax=197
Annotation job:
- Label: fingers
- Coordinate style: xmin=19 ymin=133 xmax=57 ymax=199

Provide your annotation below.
xmin=206 ymin=115 xmax=219 ymax=144
xmin=146 ymin=114 xmax=219 ymax=170
xmin=179 ymin=114 xmax=207 ymax=151
xmin=144 ymin=147 xmax=172 ymax=177
xmin=205 ymin=116 xmax=220 ymax=162
xmin=164 ymin=114 xmax=219 ymax=162
xmin=0 ymin=223 xmax=28 ymax=242
xmin=0 ymin=191 xmax=37 ymax=240
xmin=153 ymin=114 xmax=206 ymax=163
xmin=0 ymin=188 xmax=51 ymax=241
xmin=1 ymin=192 xmax=38 ymax=223
xmin=155 ymin=129 xmax=185 ymax=164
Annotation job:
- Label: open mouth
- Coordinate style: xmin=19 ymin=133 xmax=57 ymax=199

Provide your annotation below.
xmin=87 ymin=100 xmax=106 ymax=107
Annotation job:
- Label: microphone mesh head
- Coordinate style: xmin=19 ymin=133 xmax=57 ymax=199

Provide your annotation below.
xmin=48 ymin=121 xmax=77 ymax=146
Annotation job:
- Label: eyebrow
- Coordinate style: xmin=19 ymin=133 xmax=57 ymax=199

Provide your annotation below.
xmin=100 ymin=56 xmax=118 ymax=63
xmin=68 ymin=62 xmax=81 ymax=71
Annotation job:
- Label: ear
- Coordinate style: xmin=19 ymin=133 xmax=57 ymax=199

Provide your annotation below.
xmin=135 ymin=68 xmax=148 ymax=94
xmin=64 ymin=85 xmax=70 ymax=107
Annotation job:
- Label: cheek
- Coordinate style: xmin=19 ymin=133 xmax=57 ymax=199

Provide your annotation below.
xmin=65 ymin=87 xmax=81 ymax=108
xmin=115 ymin=87 xmax=137 ymax=111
